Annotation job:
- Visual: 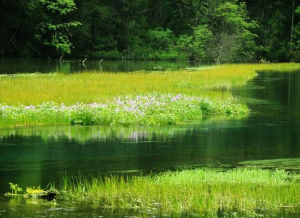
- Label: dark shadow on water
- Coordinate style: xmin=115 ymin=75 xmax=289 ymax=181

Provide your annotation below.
xmin=0 ymin=57 xmax=193 ymax=74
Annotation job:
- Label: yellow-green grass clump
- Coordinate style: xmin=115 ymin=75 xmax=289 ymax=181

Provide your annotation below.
xmin=56 ymin=168 xmax=300 ymax=216
xmin=1 ymin=63 xmax=299 ymax=105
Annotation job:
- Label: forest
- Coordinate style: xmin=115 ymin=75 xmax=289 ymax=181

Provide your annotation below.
xmin=1 ymin=0 xmax=300 ymax=63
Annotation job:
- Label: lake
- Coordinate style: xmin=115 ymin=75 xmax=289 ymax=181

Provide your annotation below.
xmin=0 ymin=58 xmax=191 ymax=74
xmin=0 ymin=62 xmax=300 ymax=217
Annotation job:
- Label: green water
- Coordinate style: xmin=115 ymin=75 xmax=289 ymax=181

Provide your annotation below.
xmin=0 ymin=58 xmax=191 ymax=73
xmin=0 ymin=70 xmax=300 ymax=216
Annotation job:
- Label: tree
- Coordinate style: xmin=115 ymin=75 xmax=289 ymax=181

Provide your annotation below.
xmin=1 ymin=0 xmax=299 ymax=62
xmin=291 ymin=0 xmax=296 ymax=52
xmin=33 ymin=0 xmax=81 ymax=57
xmin=207 ymin=1 xmax=258 ymax=63
xmin=0 ymin=0 xmax=36 ymax=56
xmin=291 ymin=5 xmax=300 ymax=61
xmin=177 ymin=0 xmax=257 ymax=63
xmin=178 ymin=25 xmax=212 ymax=62
xmin=245 ymin=0 xmax=299 ymax=62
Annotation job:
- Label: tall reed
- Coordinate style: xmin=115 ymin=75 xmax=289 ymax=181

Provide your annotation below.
xmin=61 ymin=168 xmax=300 ymax=217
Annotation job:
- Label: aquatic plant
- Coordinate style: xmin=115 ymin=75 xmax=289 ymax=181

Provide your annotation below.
xmin=5 ymin=184 xmax=58 ymax=200
xmin=0 ymin=94 xmax=248 ymax=128
xmin=239 ymin=158 xmax=300 ymax=171
xmin=1 ymin=63 xmax=299 ymax=127
xmin=43 ymin=168 xmax=300 ymax=216
xmin=5 ymin=183 xmax=23 ymax=197
xmin=2 ymin=63 xmax=298 ymax=105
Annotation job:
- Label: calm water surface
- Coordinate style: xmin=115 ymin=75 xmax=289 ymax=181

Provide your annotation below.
xmin=0 ymin=70 xmax=300 ymax=217
xmin=0 ymin=58 xmax=191 ymax=73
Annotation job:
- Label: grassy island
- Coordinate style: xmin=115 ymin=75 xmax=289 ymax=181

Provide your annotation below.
xmin=0 ymin=63 xmax=299 ymax=128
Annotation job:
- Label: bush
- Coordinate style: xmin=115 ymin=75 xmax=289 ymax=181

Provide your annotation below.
xmin=147 ymin=28 xmax=175 ymax=50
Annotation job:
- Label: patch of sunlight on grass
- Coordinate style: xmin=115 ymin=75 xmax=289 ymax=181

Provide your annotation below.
xmin=1 ymin=63 xmax=299 ymax=105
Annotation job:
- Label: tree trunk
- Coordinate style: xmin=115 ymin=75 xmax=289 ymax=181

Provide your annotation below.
xmin=291 ymin=0 xmax=295 ymax=52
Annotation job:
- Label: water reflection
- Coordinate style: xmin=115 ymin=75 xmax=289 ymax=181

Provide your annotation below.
xmin=0 ymin=198 xmax=111 ymax=218
xmin=0 ymin=58 xmax=191 ymax=74
xmin=0 ymin=125 xmax=193 ymax=143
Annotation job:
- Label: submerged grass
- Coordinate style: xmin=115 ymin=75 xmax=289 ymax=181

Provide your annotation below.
xmin=58 ymin=168 xmax=300 ymax=217
xmin=0 ymin=63 xmax=299 ymax=128
xmin=240 ymin=158 xmax=300 ymax=171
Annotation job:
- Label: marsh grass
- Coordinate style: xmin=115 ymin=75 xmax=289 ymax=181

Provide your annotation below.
xmin=60 ymin=168 xmax=300 ymax=217
xmin=0 ymin=94 xmax=248 ymax=128
xmin=1 ymin=63 xmax=299 ymax=105
xmin=1 ymin=63 xmax=299 ymax=128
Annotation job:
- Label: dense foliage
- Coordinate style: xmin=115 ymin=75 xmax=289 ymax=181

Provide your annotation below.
xmin=0 ymin=0 xmax=299 ymax=63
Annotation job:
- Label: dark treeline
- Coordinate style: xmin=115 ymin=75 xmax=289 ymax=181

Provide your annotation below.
xmin=1 ymin=0 xmax=300 ymax=63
